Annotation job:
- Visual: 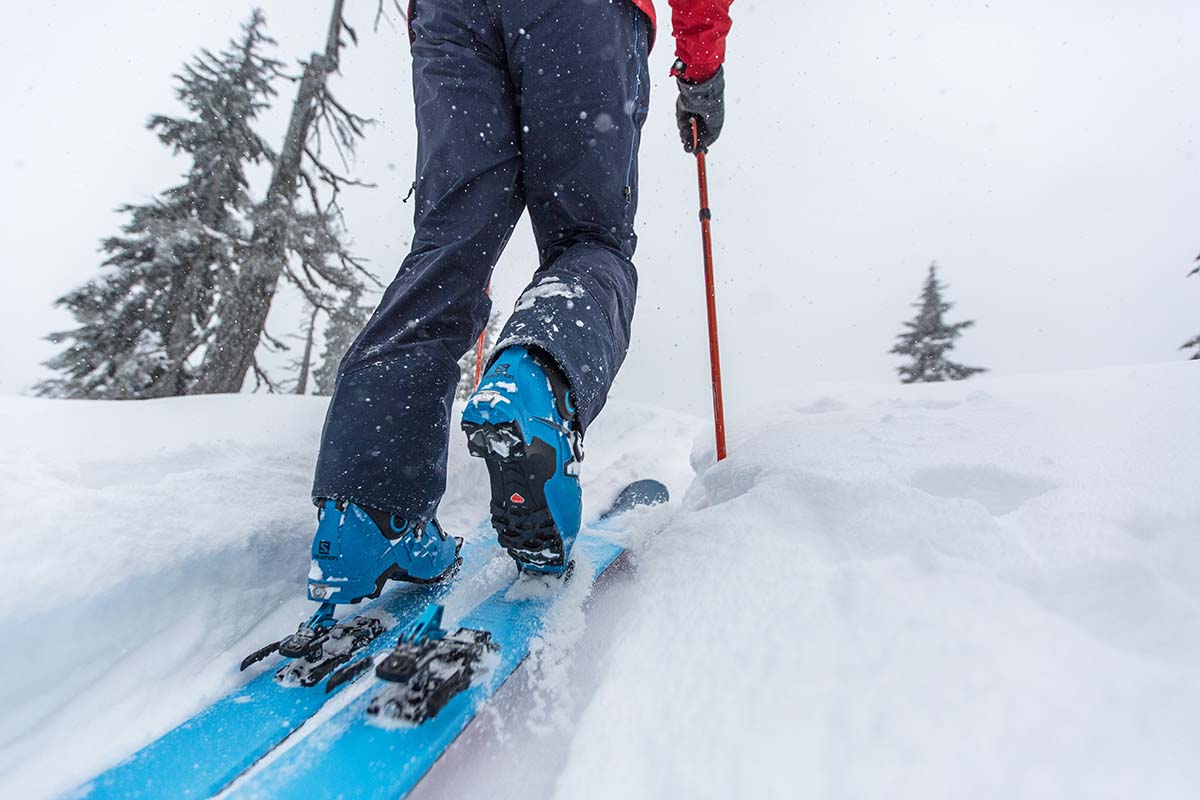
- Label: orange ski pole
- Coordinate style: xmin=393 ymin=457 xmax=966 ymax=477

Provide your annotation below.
xmin=690 ymin=119 xmax=728 ymax=461
xmin=473 ymin=284 xmax=491 ymax=389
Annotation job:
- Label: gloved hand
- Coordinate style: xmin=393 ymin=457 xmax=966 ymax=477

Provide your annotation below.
xmin=675 ymin=66 xmax=726 ymax=153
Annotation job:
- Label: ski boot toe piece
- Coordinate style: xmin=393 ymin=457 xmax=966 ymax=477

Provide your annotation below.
xmin=462 ymin=347 xmax=582 ymax=575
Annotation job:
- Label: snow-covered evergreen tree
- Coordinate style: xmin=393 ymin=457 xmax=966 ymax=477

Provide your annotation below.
xmin=312 ymin=285 xmax=372 ymax=396
xmin=456 ymin=310 xmax=505 ymax=399
xmin=38 ymin=11 xmax=281 ymax=399
xmin=890 ymin=263 xmax=987 ymax=384
xmin=196 ymin=0 xmax=375 ymax=394
xmin=1182 ymin=254 xmax=1200 ymax=361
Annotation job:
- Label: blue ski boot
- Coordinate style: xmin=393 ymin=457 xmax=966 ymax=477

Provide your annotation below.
xmin=462 ymin=347 xmax=583 ymax=575
xmin=239 ymin=501 xmax=461 ymax=674
xmin=307 ymin=500 xmax=461 ymax=605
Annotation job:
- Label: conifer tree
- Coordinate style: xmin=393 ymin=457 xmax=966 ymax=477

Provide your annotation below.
xmin=197 ymin=0 xmax=375 ymax=394
xmin=313 ymin=285 xmax=372 ymax=395
xmin=890 ymin=263 xmax=987 ymax=383
xmin=1182 ymin=254 xmax=1200 ymax=361
xmin=38 ymin=11 xmax=281 ymax=399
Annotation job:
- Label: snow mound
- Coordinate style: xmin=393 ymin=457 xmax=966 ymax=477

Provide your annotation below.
xmin=0 ymin=393 xmax=697 ymax=799
xmin=4 ymin=364 xmax=1198 ymax=799
xmin=553 ymin=363 xmax=1200 ymax=799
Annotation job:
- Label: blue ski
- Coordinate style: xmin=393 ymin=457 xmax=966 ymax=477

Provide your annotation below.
xmin=222 ymin=480 xmax=667 ymax=800
xmin=75 ymin=526 xmax=500 ymax=800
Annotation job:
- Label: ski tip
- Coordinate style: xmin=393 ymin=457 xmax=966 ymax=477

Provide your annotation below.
xmin=598 ymin=479 xmax=670 ymax=520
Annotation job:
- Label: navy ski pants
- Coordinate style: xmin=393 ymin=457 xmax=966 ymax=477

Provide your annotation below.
xmin=313 ymin=0 xmax=651 ymax=520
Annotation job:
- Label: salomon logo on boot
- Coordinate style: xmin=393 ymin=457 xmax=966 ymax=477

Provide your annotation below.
xmin=462 ymin=346 xmax=583 ymax=574
xmin=307 ymin=500 xmax=462 ymax=604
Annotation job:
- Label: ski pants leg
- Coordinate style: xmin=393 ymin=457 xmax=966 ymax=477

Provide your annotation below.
xmin=312 ymin=0 xmax=650 ymax=520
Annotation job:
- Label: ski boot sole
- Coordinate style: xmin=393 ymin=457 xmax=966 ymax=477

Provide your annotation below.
xmin=463 ymin=420 xmax=568 ymax=572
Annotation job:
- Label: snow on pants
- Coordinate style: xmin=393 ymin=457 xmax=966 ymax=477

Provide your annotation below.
xmin=312 ymin=0 xmax=651 ymax=520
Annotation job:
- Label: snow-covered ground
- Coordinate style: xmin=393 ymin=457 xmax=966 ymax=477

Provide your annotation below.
xmin=3 ymin=363 xmax=1198 ymax=799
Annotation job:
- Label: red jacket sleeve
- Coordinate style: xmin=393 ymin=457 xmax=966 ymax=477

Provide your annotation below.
xmin=668 ymin=0 xmax=733 ymax=82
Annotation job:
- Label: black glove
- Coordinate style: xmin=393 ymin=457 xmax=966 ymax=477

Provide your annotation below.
xmin=675 ymin=66 xmax=726 ymax=153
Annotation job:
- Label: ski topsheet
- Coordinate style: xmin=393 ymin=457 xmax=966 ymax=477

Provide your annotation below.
xmin=73 ymin=480 xmax=666 ymax=800
xmin=223 ymin=479 xmax=668 ymax=800
xmin=75 ymin=527 xmax=497 ymax=800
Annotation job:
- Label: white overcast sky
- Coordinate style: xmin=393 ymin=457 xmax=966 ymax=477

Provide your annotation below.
xmin=1 ymin=0 xmax=1196 ymax=420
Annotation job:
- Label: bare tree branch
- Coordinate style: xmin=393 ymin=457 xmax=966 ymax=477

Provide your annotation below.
xmin=334 ymin=249 xmax=381 ymax=288
xmin=283 ymin=267 xmax=338 ymax=309
xmin=251 ymin=354 xmax=284 ymax=393
xmin=299 ymin=167 xmax=325 ymax=216
xmin=375 ymin=0 xmax=405 ymax=32
xmin=260 ymin=326 xmax=290 ymax=353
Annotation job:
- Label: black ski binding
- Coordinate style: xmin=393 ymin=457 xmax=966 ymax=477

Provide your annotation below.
xmin=275 ymin=613 xmax=387 ymax=688
xmin=366 ymin=603 xmax=498 ymax=725
xmin=241 ymin=602 xmax=336 ymax=671
xmin=239 ymin=602 xmax=387 ymax=688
